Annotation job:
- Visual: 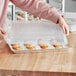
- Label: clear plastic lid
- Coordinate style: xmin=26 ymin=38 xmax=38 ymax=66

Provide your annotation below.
xmin=5 ymin=21 xmax=68 ymax=45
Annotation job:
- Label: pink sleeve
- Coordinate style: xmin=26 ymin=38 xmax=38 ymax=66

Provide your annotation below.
xmin=10 ymin=0 xmax=59 ymax=23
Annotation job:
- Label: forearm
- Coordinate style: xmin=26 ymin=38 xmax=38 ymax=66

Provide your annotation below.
xmin=10 ymin=0 xmax=59 ymax=23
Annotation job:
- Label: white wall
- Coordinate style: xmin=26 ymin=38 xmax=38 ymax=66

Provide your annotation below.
xmin=47 ymin=0 xmax=62 ymax=11
xmin=65 ymin=0 xmax=76 ymax=12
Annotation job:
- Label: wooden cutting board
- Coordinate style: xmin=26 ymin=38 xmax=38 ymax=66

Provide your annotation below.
xmin=0 ymin=32 xmax=76 ymax=76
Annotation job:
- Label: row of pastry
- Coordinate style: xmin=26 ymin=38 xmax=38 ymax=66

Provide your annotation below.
xmin=11 ymin=39 xmax=64 ymax=51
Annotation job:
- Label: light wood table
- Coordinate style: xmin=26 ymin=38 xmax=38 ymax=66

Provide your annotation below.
xmin=0 ymin=32 xmax=76 ymax=76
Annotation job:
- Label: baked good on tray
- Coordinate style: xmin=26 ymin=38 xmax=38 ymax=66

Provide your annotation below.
xmin=53 ymin=44 xmax=62 ymax=48
xmin=11 ymin=44 xmax=23 ymax=50
xmin=11 ymin=44 xmax=20 ymax=48
xmin=13 ymin=47 xmax=23 ymax=50
xmin=24 ymin=41 xmax=36 ymax=50
xmin=50 ymin=39 xmax=62 ymax=48
xmin=38 ymin=39 xmax=48 ymax=49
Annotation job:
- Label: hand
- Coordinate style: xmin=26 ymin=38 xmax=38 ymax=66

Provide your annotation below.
xmin=58 ymin=16 xmax=69 ymax=35
xmin=0 ymin=27 xmax=6 ymax=40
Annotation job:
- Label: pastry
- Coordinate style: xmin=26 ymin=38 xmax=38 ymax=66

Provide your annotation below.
xmin=28 ymin=17 xmax=32 ymax=21
xmin=17 ymin=17 xmax=22 ymax=20
xmin=53 ymin=44 xmax=62 ymax=48
xmin=24 ymin=41 xmax=36 ymax=50
xmin=28 ymin=14 xmax=33 ymax=21
xmin=38 ymin=39 xmax=48 ymax=49
xmin=11 ymin=44 xmax=19 ymax=46
xmin=11 ymin=44 xmax=20 ymax=48
xmin=50 ymin=39 xmax=62 ymax=48
xmin=13 ymin=47 xmax=23 ymax=50
xmin=18 ymin=12 xmax=25 ymax=18
xmin=39 ymin=44 xmax=48 ymax=49
xmin=11 ymin=44 xmax=22 ymax=50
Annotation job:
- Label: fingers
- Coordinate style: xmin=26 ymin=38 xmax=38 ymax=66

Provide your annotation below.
xmin=61 ymin=23 xmax=69 ymax=35
xmin=64 ymin=25 xmax=69 ymax=35
xmin=0 ymin=28 xmax=6 ymax=40
xmin=59 ymin=16 xmax=69 ymax=35
xmin=0 ymin=28 xmax=6 ymax=34
xmin=60 ymin=23 xmax=69 ymax=35
xmin=61 ymin=25 xmax=65 ymax=34
xmin=0 ymin=31 xmax=4 ymax=40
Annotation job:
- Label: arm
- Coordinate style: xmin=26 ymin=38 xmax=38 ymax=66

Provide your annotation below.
xmin=10 ymin=0 xmax=59 ymax=23
xmin=10 ymin=0 xmax=69 ymax=35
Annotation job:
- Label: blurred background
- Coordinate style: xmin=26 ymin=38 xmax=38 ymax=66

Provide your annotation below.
xmin=7 ymin=0 xmax=62 ymax=21
xmin=7 ymin=0 xmax=76 ymax=31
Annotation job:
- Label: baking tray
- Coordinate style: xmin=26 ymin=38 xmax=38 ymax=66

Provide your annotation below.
xmin=5 ymin=21 xmax=71 ymax=54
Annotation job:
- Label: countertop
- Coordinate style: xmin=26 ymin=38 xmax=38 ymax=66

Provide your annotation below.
xmin=0 ymin=32 xmax=76 ymax=76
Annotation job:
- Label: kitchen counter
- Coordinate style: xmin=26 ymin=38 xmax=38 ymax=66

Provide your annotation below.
xmin=0 ymin=32 xmax=76 ymax=76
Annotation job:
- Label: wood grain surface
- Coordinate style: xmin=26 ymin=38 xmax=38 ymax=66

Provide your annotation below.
xmin=0 ymin=32 xmax=76 ymax=76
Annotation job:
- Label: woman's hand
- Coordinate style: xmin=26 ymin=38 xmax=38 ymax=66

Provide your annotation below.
xmin=0 ymin=27 xmax=6 ymax=40
xmin=58 ymin=16 xmax=69 ymax=35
